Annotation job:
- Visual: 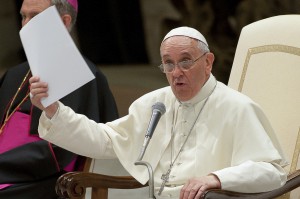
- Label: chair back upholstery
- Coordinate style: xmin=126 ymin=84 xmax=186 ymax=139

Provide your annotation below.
xmin=227 ymin=14 xmax=300 ymax=198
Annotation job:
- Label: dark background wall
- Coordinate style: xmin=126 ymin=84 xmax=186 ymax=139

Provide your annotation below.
xmin=11 ymin=0 xmax=148 ymax=64
xmin=76 ymin=0 xmax=148 ymax=64
xmin=0 ymin=0 xmax=299 ymax=84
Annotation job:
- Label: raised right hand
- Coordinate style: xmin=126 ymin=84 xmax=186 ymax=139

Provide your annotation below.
xmin=29 ymin=76 xmax=58 ymax=119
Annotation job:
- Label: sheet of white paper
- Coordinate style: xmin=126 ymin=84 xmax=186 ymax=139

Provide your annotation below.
xmin=19 ymin=6 xmax=95 ymax=107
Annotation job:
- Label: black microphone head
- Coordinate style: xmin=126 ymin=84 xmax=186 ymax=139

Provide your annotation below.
xmin=152 ymin=102 xmax=166 ymax=115
xmin=145 ymin=102 xmax=166 ymax=138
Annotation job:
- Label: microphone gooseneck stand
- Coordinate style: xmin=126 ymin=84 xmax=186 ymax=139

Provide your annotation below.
xmin=135 ymin=102 xmax=166 ymax=199
xmin=135 ymin=135 xmax=156 ymax=199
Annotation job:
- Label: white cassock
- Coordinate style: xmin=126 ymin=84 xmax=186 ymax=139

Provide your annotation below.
xmin=38 ymin=74 xmax=288 ymax=199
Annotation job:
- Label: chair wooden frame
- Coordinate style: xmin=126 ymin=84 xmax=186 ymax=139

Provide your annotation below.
xmin=55 ymin=169 xmax=300 ymax=199
xmin=56 ymin=172 xmax=147 ymax=199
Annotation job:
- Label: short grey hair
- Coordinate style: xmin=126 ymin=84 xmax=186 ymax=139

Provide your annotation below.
xmin=50 ymin=0 xmax=77 ymax=30
xmin=197 ymin=40 xmax=210 ymax=53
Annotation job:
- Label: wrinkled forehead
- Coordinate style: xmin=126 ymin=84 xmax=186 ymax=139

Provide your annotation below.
xmin=20 ymin=0 xmax=51 ymax=13
xmin=160 ymin=36 xmax=200 ymax=58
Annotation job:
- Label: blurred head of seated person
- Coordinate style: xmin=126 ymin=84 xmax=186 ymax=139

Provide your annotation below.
xmin=30 ymin=26 xmax=287 ymax=199
xmin=20 ymin=0 xmax=77 ymax=31
xmin=0 ymin=0 xmax=118 ymax=198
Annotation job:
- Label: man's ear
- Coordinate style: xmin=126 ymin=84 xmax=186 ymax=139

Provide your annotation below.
xmin=205 ymin=52 xmax=214 ymax=74
xmin=61 ymin=14 xmax=72 ymax=30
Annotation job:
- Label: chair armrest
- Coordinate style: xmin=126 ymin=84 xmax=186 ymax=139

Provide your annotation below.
xmin=202 ymin=170 xmax=300 ymax=199
xmin=55 ymin=172 xmax=147 ymax=199
xmin=56 ymin=170 xmax=300 ymax=199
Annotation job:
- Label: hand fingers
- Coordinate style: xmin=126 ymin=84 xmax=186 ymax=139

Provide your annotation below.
xmin=180 ymin=181 xmax=190 ymax=199
xmin=195 ymin=185 xmax=209 ymax=199
xmin=29 ymin=76 xmax=40 ymax=84
xmin=180 ymin=178 xmax=215 ymax=199
xmin=29 ymin=76 xmax=48 ymax=97
xmin=30 ymin=86 xmax=48 ymax=97
xmin=180 ymin=175 xmax=221 ymax=199
xmin=181 ymin=183 xmax=204 ymax=199
xmin=29 ymin=76 xmax=48 ymax=110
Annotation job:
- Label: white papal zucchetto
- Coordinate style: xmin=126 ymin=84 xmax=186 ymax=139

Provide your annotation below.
xmin=162 ymin=26 xmax=208 ymax=47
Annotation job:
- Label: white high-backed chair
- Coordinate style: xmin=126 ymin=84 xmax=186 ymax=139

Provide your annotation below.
xmin=204 ymin=14 xmax=300 ymax=199
xmin=55 ymin=15 xmax=300 ymax=199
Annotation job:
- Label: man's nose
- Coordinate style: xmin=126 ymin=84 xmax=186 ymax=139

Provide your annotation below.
xmin=172 ymin=65 xmax=183 ymax=77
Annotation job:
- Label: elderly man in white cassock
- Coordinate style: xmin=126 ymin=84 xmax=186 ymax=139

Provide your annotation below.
xmin=29 ymin=27 xmax=288 ymax=199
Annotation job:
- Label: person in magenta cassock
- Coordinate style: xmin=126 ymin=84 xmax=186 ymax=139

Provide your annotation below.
xmin=0 ymin=0 xmax=118 ymax=198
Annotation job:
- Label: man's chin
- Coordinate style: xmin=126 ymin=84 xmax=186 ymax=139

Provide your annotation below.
xmin=174 ymin=92 xmax=192 ymax=102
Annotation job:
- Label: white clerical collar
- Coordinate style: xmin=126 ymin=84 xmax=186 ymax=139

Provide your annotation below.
xmin=179 ymin=74 xmax=217 ymax=105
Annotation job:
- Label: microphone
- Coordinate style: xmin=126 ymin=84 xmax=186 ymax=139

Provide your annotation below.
xmin=145 ymin=102 xmax=166 ymax=138
xmin=135 ymin=102 xmax=165 ymax=199
xmin=137 ymin=102 xmax=166 ymax=161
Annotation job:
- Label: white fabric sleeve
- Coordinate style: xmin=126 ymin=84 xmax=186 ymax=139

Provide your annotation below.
xmin=212 ymin=160 xmax=287 ymax=193
xmin=38 ymin=101 xmax=116 ymax=159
